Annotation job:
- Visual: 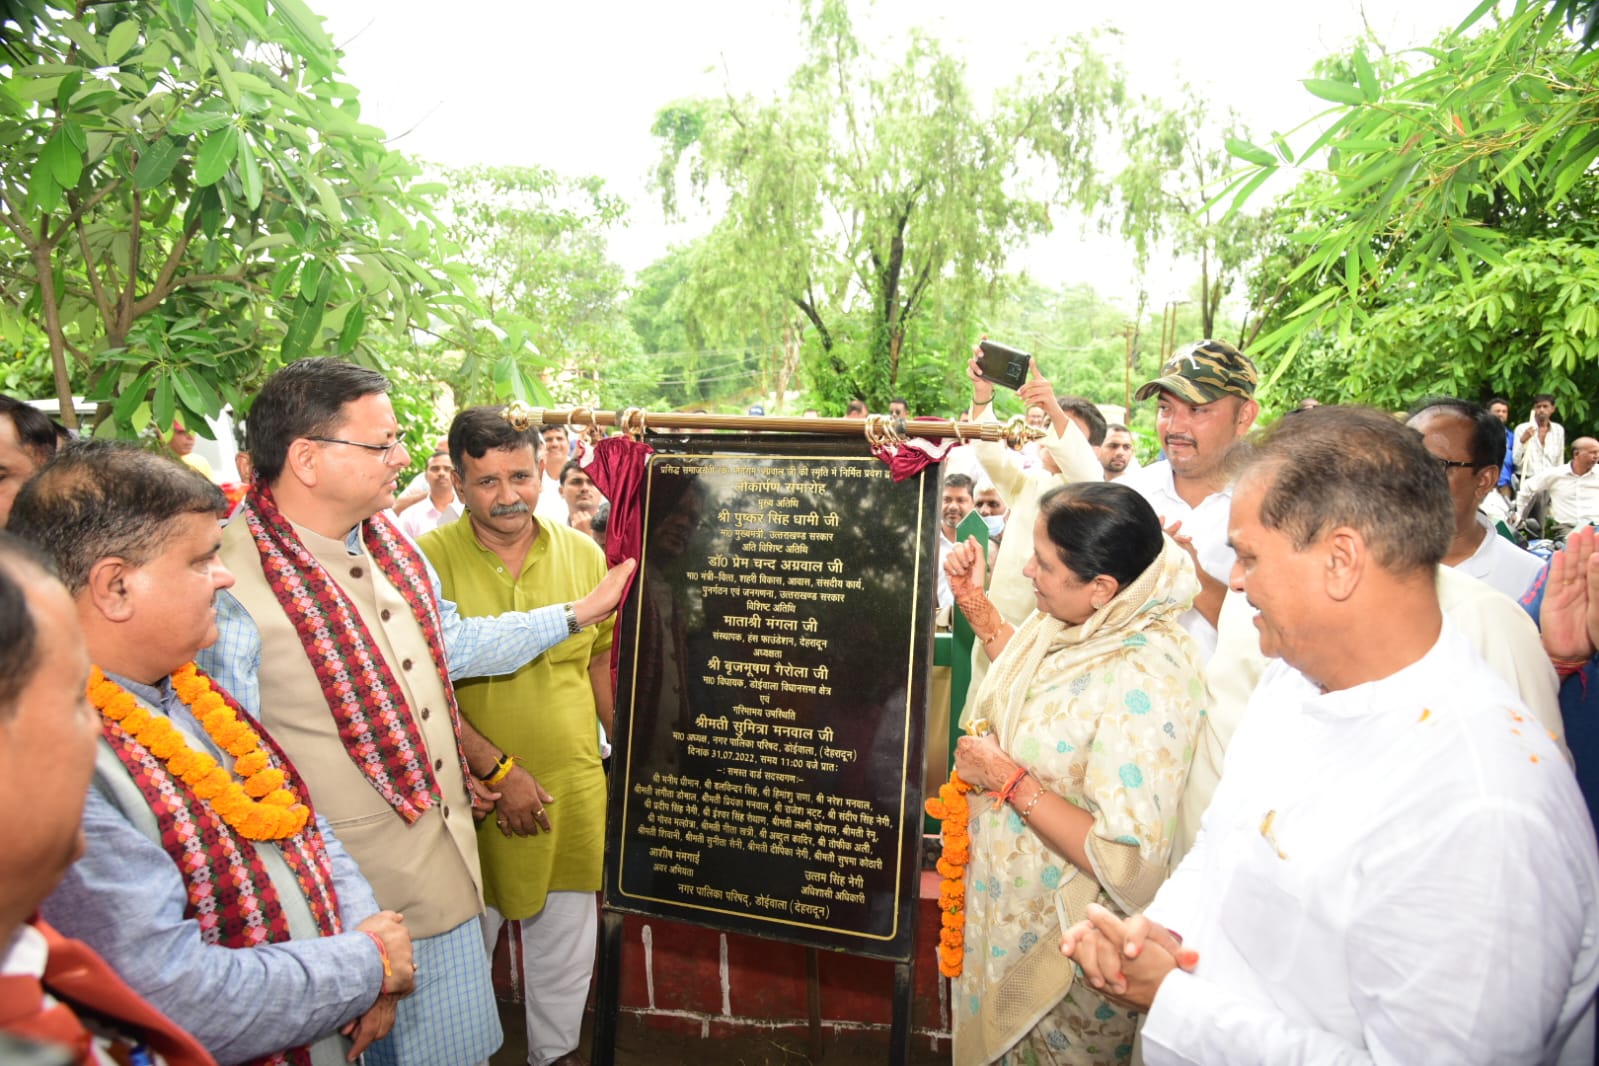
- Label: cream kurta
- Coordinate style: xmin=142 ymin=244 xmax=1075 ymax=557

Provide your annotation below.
xmin=954 ymin=539 xmax=1206 ymax=1066
xmin=220 ymin=516 xmax=482 ymax=938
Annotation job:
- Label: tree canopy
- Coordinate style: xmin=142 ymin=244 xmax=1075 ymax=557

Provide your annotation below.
xmin=1226 ymin=0 xmax=1599 ymax=415
xmin=0 ymin=0 xmax=501 ymax=442
xmin=648 ymin=0 xmax=1125 ymax=414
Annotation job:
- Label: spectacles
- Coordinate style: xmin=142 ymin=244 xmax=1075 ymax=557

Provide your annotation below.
xmin=308 ymin=436 xmax=407 ymax=463
xmin=1434 ymin=457 xmax=1478 ymax=471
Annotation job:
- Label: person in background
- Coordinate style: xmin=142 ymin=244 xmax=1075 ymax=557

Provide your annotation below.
xmin=559 ymin=461 xmax=603 ymax=538
xmin=845 ymin=400 xmax=868 ymax=419
xmin=972 ymin=480 xmax=1008 ymax=544
xmin=1408 ymin=398 xmax=1544 ymax=600
xmin=0 ymin=535 xmax=217 ymax=1065
xmin=1098 ymin=423 xmax=1135 ymax=481
xmin=945 ymin=481 xmax=1204 ymax=1065
xmin=395 ymin=450 xmax=462 ymax=541
xmin=937 ymin=473 xmax=977 ymax=611
xmin=1488 ymin=396 xmax=1515 ymax=500
xmin=961 ymin=348 xmax=1105 ymax=703
xmin=589 ymin=501 xmax=610 ymax=553
xmin=0 ymin=396 xmax=56 ymax=527
xmin=535 ymin=425 xmax=570 ymax=524
xmin=11 ymin=443 xmax=416 ymax=1065
xmin=1514 ymin=392 xmax=1566 ymax=481
xmin=1063 ymin=406 xmax=1597 ymax=1066
xmin=1518 ymin=437 xmax=1599 ymax=541
xmin=162 ymin=420 xmax=217 ymax=483
xmin=391 ymin=439 xmax=448 ymax=516
xmin=888 ymin=398 xmax=910 ymax=420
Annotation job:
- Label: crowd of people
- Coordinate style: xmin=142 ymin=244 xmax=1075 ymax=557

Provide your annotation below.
xmin=929 ymin=341 xmax=1599 ymax=1065
xmin=0 ymin=362 xmax=632 ymax=1066
xmin=0 ymin=340 xmax=1597 ymax=1066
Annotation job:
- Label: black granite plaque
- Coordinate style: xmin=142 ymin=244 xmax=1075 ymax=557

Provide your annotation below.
xmin=603 ymin=435 xmax=936 ymax=960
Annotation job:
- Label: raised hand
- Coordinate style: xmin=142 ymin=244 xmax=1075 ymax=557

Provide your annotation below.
xmin=575 ymin=558 xmax=638 ymax=627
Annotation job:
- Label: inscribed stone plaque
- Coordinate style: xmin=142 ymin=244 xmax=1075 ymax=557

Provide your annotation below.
xmin=604 ymin=435 xmax=935 ymax=960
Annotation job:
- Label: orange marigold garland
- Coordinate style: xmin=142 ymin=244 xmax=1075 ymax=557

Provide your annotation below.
xmin=924 ymin=770 xmax=975 ymax=978
xmin=88 ymin=663 xmax=311 ymax=841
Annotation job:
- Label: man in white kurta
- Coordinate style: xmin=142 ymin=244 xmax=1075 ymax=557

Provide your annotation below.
xmin=1064 ymin=405 xmax=1599 ymax=1065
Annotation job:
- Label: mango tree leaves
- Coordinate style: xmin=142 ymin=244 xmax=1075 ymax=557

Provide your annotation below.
xmin=0 ymin=0 xmax=497 ymax=436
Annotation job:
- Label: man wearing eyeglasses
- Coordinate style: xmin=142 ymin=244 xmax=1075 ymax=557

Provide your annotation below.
xmin=1407 ymin=398 xmax=1546 ymax=601
xmin=195 ymin=358 xmax=634 ymax=1066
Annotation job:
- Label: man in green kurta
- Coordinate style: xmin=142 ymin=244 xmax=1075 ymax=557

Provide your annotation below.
xmin=418 ymin=407 xmax=613 ymax=1066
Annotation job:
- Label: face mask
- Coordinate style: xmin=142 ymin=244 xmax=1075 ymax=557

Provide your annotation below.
xmin=982 ymin=513 xmax=1006 ymax=539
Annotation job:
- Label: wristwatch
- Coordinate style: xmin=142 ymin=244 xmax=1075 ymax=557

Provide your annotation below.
xmin=563 ymin=602 xmax=581 ymax=636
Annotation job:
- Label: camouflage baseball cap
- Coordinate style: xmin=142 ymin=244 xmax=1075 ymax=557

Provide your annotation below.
xmin=1134 ymin=339 xmax=1258 ymax=405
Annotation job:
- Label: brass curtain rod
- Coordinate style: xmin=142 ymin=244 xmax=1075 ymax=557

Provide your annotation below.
xmin=501 ymin=402 xmax=1045 ymax=449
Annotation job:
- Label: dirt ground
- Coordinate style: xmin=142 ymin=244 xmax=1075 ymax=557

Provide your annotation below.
xmin=492 ymin=1002 xmax=951 ymax=1065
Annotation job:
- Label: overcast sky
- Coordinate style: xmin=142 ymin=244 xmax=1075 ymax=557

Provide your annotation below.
xmin=312 ymin=0 xmax=1472 ymax=302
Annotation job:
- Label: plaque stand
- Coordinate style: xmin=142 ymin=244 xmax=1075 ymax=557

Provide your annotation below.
xmin=591 ymin=921 xmax=918 ymax=1066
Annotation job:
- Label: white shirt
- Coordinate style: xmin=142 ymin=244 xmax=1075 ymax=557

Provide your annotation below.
xmin=1520 ymin=462 xmax=1599 ymax=531
xmin=1119 ymin=460 xmax=1233 ymax=658
xmin=1457 ymin=513 xmax=1545 ymax=600
xmin=395 ymin=494 xmax=462 ymax=540
xmin=1147 ymin=622 xmax=1599 ymax=1066
xmin=937 ymin=528 xmax=957 ymax=610
xmin=535 ymin=471 xmax=569 ymax=523
xmin=1175 ymin=567 xmax=1568 ymax=862
xmin=1515 ymin=420 xmax=1566 ymax=476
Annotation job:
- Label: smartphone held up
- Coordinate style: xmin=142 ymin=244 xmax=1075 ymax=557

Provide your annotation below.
xmin=976 ymin=340 xmax=1032 ymax=391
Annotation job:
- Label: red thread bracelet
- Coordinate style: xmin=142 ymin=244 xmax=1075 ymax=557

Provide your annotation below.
xmin=995 ymin=766 xmax=1029 ymax=809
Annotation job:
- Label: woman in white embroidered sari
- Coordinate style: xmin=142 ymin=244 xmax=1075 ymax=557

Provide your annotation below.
xmin=945 ymin=481 xmax=1206 ymax=1066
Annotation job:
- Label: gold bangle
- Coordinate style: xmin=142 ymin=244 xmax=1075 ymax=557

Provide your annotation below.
xmin=1017 ymin=781 xmax=1046 ymax=822
xmin=979 ymin=622 xmax=1008 ymax=644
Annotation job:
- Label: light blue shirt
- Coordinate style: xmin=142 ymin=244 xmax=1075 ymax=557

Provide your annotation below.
xmin=198 ymin=523 xmax=572 ymax=716
xmin=43 ymin=675 xmax=384 ymax=1063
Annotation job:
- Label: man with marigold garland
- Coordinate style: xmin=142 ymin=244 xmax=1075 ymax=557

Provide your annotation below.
xmin=9 ymin=440 xmax=418 ymax=1065
xmin=195 ymin=359 xmax=633 ymax=1066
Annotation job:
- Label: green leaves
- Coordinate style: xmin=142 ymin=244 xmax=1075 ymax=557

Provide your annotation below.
xmin=1303 ymin=78 xmax=1367 ymax=106
xmin=0 ymin=0 xmax=494 ymax=438
xmin=1225 ymin=136 xmax=1277 ymax=167
xmin=1232 ymin=1 xmax=1599 ymax=414
xmin=133 ymin=135 xmax=187 ymax=189
xmin=192 ymin=125 xmax=238 ymax=186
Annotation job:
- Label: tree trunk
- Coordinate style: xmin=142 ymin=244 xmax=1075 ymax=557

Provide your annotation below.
xmin=33 ymin=242 xmax=78 ymax=430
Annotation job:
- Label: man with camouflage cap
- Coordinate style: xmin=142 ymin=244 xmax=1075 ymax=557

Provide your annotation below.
xmin=1120 ymin=339 xmax=1259 ymax=657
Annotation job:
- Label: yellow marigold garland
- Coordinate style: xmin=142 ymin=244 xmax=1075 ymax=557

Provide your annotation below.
xmin=924 ymin=769 xmax=975 ymax=978
xmin=88 ymin=663 xmax=311 ymax=841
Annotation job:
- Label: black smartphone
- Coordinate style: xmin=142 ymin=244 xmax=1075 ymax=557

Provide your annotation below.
xmin=977 ymin=340 xmax=1032 ymax=391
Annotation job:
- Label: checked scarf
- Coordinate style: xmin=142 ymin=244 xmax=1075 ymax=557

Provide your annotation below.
xmin=242 ymin=481 xmax=472 ymax=823
xmin=102 ymin=675 xmax=342 ymax=1066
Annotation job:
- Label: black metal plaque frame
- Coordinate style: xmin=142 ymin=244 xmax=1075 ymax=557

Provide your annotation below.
xmin=602 ymin=434 xmax=935 ymax=951
xmin=594 ymin=434 xmax=936 ymax=1063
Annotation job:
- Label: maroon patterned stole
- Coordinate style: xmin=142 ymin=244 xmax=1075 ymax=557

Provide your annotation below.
xmin=101 ymin=675 xmax=342 ymax=1066
xmin=240 ymin=482 xmax=471 ymax=822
